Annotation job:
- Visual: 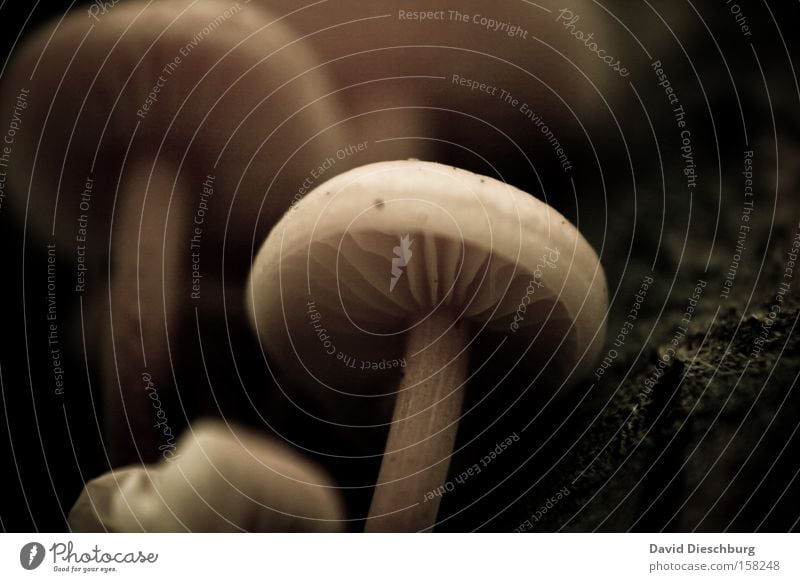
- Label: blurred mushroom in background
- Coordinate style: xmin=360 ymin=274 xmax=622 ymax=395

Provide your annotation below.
xmin=0 ymin=0 xmax=353 ymax=465
xmin=69 ymin=419 xmax=345 ymax=532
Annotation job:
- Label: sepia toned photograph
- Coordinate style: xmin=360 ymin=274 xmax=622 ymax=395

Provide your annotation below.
xmin=0 ymin=1 xmax=797 ymax=578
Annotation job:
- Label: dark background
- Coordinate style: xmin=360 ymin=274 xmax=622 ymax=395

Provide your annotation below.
xmin=1 ymin=1 xmax=799 ymax=532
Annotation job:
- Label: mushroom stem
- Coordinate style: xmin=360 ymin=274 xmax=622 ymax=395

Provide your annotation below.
xmin=104 ymin=159 xmax=188 ymax=465
xmin=366 ymin=312 xmax=469 ymax=532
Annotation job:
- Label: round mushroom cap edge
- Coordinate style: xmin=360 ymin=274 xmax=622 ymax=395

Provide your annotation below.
xmin=248 ymin=160 xmax=608 ymax=381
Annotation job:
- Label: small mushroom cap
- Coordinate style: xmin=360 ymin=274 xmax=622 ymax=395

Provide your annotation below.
xmin=68 ymin=419 xmax=345 ymax=532
xmin=248 ymin=161 xmax=607 ymax=420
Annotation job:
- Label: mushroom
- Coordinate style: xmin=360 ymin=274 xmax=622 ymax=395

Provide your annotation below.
xmin=68 ymin=419 xmax=345 ymax=532
xmin=1 ymin=0 xmax=346 ymax=464
xmin=247 ymin=160 xmax=608 ymax=531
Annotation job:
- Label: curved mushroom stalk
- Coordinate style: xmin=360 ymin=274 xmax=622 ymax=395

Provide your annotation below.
xmin=366 ymin=312 xmax=470 ymax=531
xmin=102 ymin=159 xmax=191 ymax=462
xmin=1 ymin=0 xmax=348 ymax=464
xmin=68 ymin=419 xmax=345 ymax=532
xmin=248 ymin=160 xmax=609 ymax=531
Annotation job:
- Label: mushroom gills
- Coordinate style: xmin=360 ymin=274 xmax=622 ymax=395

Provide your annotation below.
xmin=295 ymin=233 xmax=562 ymax=331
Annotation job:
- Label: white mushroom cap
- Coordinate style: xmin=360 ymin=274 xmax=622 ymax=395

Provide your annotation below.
xmin=2 ymin=0 xmax=343 ymax=251
xmin=248 ymin=161 xmax=607 ymax=420
xmin=68 ymin=419 xmax=345 ymax=532
xmin=0 ymin=0 xmax=348 ymax=464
